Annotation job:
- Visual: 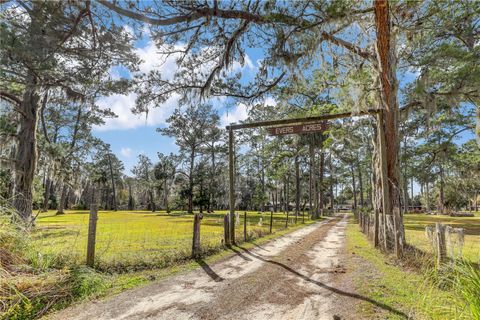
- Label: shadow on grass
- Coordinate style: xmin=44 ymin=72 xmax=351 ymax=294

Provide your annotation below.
xmin=236 ymin=245 xmax=409 ymax=319
xmin=195 ymin=259 xmax=224 ymax=282
xmin=31 ymin=229 xmax=80 ymax=240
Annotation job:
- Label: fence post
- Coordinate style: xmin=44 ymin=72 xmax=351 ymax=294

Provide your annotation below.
xmin=243 ymin=212 xmax=247 ymax=242
xmin=86 ymin=204 xmax=98 ymax=267
xmin=192 ymin=213 xmax=203 ymax=257
xmin=269 ymin=210 xmax=273 ymax=234
xmin=435 ymin=223 xmax=447 ymax=268
xmin=224 ymin=214 xmax=231 ymax=246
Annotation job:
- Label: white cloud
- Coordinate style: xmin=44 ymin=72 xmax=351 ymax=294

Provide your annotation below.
xmin=230 ymin=54 xmax=255 ymax=71
xmin=220 ymin=98 xmax=277 ymax=127
xmin=94 ymin=92 xmax=180 ymax=131
xmin=96 ymin=37 xmax=257 ymax=131
xmin=120 ymin=147 xmax=133 ymax=157
xmin=221 ymin=103 xmax=249 ymax=127
xmin=264 ymin=96 xmax=277 ymax=107
xmin=135 ymin=41 xmax=183 ymax=77
xmin=122 ymin=25 xmax=134 ymax=37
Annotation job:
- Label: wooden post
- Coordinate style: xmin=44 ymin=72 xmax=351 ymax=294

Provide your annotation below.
xmin=224 ymin=214 xmax=231 ymax=246
xmin=192 ymin=213 xmax=203 ymax=257
xmin=435 ymin=223 xmax=447 ymax=268
xmin=228 ymin=127 xmax=235 ymax=244
xmin=269 ymin=210 xmax=273 ymax=234
xmin=86 ymin=204 xmax=98 ymax=267
xmin=243 ymin=211 xmax=247 ymax=242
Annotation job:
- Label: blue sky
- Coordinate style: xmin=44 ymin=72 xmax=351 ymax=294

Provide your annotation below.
xmin=93 ymin=26 xmax=267 ymax=174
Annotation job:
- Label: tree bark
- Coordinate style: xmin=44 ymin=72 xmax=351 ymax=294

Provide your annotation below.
xmin=351 ymin=165 xmax=357 ymax=211
xmin=128 ymin=183 xmax=134 ymax=210
xmin=438 ymin=164 xmax=445 ymax=214
xmin=150 ymin=190 xmax=156 ymax=212
xmin=358 ymin=161 xmax=364 ymax=208
xmin=57 ymin=183 xmax=67 ymax=215
xmin=475 ymin=190 xmax=478 ymax=212
xmin=188 ymin=148 xmax=195 ymax=213
xmin=426 ymin=181 xmax=431 ymax=212
xmin=107 ymin=153 xmax=117 ymax=211
xmin=41 ymin=175 xmax=53 ymax=212
xmin=164 ymin=179 xmax=170 ymax=213
xmin=318 ymin=150 xmax=325 ymax=217
xmin=329 ymin=155 xmax=335 ymax=213
xmin=410 ymin=178 xmax=414 ymax=209
xmin=295 ymin=155 xmax=300 ymax=216
xmin=374 ymin=0 xmax=404 ymax=257
xmin=309 ymin=144 xmax=314 ymax=217
xmin=13 ymin=78 xmax=41 ymax=224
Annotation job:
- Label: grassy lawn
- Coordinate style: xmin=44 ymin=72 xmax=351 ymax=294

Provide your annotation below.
xmin=346 ymin=217 xmax=471 ymax=320
xmin=2 ymin=212 xmax=319 ymax=320
xmin=32 ymin=210 xmax=313 ymax=270
xmin=404 ymin=213 xmax=480 ymax=263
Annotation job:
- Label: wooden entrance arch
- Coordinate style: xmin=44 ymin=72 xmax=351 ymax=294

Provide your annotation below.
xmin=225 ymin=108 xmax=386 ymax=245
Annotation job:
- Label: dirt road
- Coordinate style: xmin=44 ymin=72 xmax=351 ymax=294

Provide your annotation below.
xmin=49 ymin=215 xmax=378 ymax=320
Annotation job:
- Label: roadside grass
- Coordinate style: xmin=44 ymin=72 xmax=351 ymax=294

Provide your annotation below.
xmin=2 ymin=209 xmax=317 ymax=320
xmin=403 ymin=213 xmax=480 ymax=263
xmin=346 ymin=215 xmax=478 ymax=319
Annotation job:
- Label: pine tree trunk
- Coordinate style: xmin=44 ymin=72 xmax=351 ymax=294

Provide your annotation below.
xmin=309 ymin=144 xmax=314 ymax=217
xmin=426 ymin=182 xmax=431 ymax=212
xmin=295 ymin=155 xmax=300 ymax=216
xmin=42 ymin=176 xmax=52 ymax=212
xmin=439 ymin=164 xmax=445 ymax=214
xmin=57 ymin=183 xmax=67 ymax=215
xmin=107 ymin=153 xmax=117 ymax=211
xmin=319 ymin=150 xmax=325 ymax=217
xmin=150 ymin=190 xmax=156 ymax=212
xmin=64 ymin=187 xmax=71 ymax=211
xmin=12 ymin=3 xmax=46 ymax=225
xmin=164 ymin=179 xmax=170 ymax=213
xmin=410 ymin=178 xmax=414 ymax=209
xmin=374 ymin=0 xmax=404 ymax=257
xmin=13 ymin=78 xmax=41 ymax=224
xmin=351 ymin=165 xmax=357 ymax=211
xmin=188 ymin=149 xmax=195 ymax=213
xmin=128 ymin=183 xmax=134 ymax=210
xmin=329 ymin=155 xmax=334 ymax=213
xmin=475 ymin=190 xmax=478 ymax=212
xmin=358 ymin=162 xmax=364 ymax=208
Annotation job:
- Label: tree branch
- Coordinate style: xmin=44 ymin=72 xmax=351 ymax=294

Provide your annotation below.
xmin=98 ymin=1 xmax=375 ymax=61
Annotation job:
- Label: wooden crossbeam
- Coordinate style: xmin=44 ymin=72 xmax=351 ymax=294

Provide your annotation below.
xmin=225 ymin=109 xmax=381 ymax=130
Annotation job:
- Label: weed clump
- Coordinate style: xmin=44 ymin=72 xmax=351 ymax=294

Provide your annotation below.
xmin=0 ymin=208 xmax=108 ymax=320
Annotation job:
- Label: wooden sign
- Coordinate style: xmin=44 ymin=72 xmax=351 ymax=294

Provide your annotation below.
xmin=267 ymin=122 xmax=328 ymax=136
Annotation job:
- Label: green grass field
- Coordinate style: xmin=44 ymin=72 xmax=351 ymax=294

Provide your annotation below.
xmin=32 ymin=210 xmax=313 ymax=270
xmin=403 ymin=212 xmax=480 ymax=263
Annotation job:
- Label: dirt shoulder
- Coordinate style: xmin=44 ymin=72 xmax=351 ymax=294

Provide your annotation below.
xmin=49 ymin=215 xmax=393 ymax=320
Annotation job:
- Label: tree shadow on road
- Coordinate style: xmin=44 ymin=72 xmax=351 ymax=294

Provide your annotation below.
xmin=195 ymin=259 xmax=224 ymax=282
xmin=236 ymin=245 xmax=408 ymax=319
xmin=227 ymin=246 xmax=253 ymax=261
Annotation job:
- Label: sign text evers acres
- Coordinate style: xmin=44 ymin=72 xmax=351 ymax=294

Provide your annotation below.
xmin=267 ymin=122 xmax=328 ymax=136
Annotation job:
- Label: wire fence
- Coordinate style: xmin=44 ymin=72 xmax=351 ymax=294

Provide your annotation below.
xmin=31 ymin=209 xmax=312 ymax=271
